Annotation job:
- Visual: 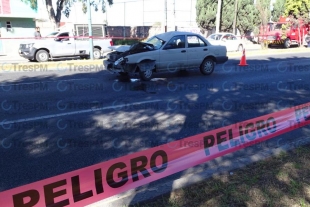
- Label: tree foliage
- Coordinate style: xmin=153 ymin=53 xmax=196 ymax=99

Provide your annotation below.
xmin=220 ymin=0 xmax=235 ymax=32
xmin=196 ymin=0 xmax=218 ymax=31
xmin=271 ymin=0 xmax=286 ymax=21
xmin=255 ymin=0 xmax=271 ymax=26
xmin=237 ymin=0 xmax=261 ymax=34
xmin=196 ymin=0 xmax=260 ymax=34
xmin=20 ymin=0 xmax=37 ymax=10
xmin=284 ymin=0 xmax=310 ymax=21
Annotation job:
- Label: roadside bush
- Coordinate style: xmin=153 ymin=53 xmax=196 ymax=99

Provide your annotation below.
xmin=112 ymin=38 xmax=142 ymax=45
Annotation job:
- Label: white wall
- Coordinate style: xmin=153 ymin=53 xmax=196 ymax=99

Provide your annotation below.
xmin=36 ymin=0 xmax=198 ymax=28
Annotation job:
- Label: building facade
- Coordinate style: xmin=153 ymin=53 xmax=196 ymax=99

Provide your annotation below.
xmin=0 ymin=0 xmax=37 ymax=55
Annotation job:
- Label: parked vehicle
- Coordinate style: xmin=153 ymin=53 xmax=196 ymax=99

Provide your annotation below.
xmin=18 ymin=30 xmax=113 ymax=62
xmin=206 ymin=33 xmax=244 ymax=52
xmin=259 ymin=16 xmax=310 ymax=48
xmin=103 ymin=31 xmax=228 ymax=81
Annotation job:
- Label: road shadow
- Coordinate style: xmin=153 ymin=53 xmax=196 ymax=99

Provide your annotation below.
xmin=0 ymin=55 xmax=309 ymax=206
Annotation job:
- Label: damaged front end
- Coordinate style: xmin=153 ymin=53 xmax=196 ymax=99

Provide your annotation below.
xmin=103 ymin=42 xmax=155 ymax=74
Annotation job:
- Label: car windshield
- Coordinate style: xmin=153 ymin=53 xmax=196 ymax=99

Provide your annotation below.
xmin=209 ymin=34 xmax=222 ymax=40
xmin=144 ymin=36 xmax=165 ymax=49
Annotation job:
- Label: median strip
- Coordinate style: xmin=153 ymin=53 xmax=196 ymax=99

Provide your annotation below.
xmin=228 ymin=47 xmax=310 ymax=57
xmin=1 ymin=60 xmax=104 ymax=72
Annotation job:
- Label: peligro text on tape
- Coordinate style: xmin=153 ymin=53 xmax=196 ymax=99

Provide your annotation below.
xmin=203 ymin=117 xmax=277 ymax=156
xmin=0 ymin=102 xmax=309 ymax=207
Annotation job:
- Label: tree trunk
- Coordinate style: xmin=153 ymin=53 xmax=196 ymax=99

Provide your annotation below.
xmin=45 ymin=0 xmax=65 ymax=28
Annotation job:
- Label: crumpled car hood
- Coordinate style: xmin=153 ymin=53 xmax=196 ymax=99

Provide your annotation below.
xmin=108 ymin=45 xmax=131 ymax=52
xmin=107 ymin=42 xmax=155 ymax=61
xmin=109 ymin=42 xmax=155 ymax=54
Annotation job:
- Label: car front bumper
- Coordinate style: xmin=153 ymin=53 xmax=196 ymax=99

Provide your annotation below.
xmin=103 ymin=59 xmax=137 ymax=73
xmin=19 ymin=47 xmax=36 ymax=60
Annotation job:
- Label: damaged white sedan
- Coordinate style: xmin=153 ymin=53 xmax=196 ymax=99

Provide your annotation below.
xmin=103 ymin=31 xmax=228 ymax=81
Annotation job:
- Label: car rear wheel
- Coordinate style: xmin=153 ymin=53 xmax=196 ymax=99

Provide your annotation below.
xmin=35 ymin=50 xmax=49 ymax=62
xmin=93 ymin=48 xmax=101 ymax=59
xmin=200 ymin=58 xmax=214 ymax=75
xmin=139 ymin=69 xmax=153 ymax=81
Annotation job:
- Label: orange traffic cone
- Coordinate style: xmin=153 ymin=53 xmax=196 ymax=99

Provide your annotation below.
xmin=238 ymin=49 xmax=248 ymax=66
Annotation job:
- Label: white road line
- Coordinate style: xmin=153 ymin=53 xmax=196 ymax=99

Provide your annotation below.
xmin=0 ymin=99 xmax=162 ymax=126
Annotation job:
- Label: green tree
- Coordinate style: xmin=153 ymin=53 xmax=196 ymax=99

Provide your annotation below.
xmin=196 ymin=0 xmax=218 ymax=31
xmin=271 ymin=0 xmax=286 ymax=21
xmin=237 ymin=0 xmax=261 ymax=34
xmin=220 ymin=0 xmax=235 ymax=32
xmin=20 ymin=0 xmax=37 ymax=10
xmin=196 ymin=0 xmax=261 ymax=33
xmin=284 ymin=0 xmax=310 ymax=21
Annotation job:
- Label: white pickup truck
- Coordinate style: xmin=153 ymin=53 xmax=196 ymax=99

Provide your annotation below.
xmin=18 ymin=31 xmax=113 ymax=62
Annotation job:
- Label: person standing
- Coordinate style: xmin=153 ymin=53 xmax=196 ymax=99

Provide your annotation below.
xmin=34 ymin=27 xmax=41 ymax=38
xmin=305 ymin=30 xmax=310 ymax=47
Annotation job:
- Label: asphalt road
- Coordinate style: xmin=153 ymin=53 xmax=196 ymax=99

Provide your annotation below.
xmin=0 ymin=51 xmax=310 ymax=204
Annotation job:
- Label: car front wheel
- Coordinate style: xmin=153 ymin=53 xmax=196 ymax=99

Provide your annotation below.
xmin=200 ymin=58 xmax=214 ymax=75
xmin=139 ymin=69 xmax=153 ymax=81
xmin=284 ymin=38 xmax=291 ymax=48
xmin=35 ymin=50 xmax=49 ymax=62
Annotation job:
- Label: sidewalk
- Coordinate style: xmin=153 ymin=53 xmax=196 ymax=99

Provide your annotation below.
xmin=0 ymin=55 xmax=28 ymax=63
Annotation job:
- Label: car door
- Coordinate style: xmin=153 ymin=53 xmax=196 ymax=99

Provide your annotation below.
xmin=227 ymin=34 xmax=240 ymax=51
xmin=53 ymin=32 xmax=76 ymax=56
xmin=186 ymin=35 xmax=210 ymax=68
xmin=221 ymin=34 xmax=232 ymax=51
xmin=158 ymin=35 xmax=187 ymax=71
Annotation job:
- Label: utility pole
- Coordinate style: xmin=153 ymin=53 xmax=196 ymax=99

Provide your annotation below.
xmin=173 ymin=0 xmax=176 ymax=31
xmin=123 ymin=2 xmax=126 ymax=38
xmin=232 ymin=0 xmax=238 ymax=35
xmin=143 ymin=0 xmax=144 ymax=37
xmin=216 ymin=0 xmax=221 ymax=33
xmin=165 ymin=0 xmax=167 ymax=32
xmin=87 ymin=0 xmax=93 ymax=59
xmin=190 ymin=0 xmax=192 ymax=26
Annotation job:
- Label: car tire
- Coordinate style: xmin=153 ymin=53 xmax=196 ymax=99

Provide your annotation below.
xmin=118 ymin=72 xmax=128 ymax=76
xmin=284 ymin=38 xmax=291 ymax=48
xmin=80 ymin=55 xmax=89 ymax=59
xmin=237 ymin=44 xmax=243 ymax=52
xmin=93 ymin=48 xmax=101 ymax=59
xmin=35 ymin=50 xmax=49 ymax=62
xmin=139 ymin=69 xmax=153 ymax=81
xmin=200 ymin=58 xmax=214 ymax=75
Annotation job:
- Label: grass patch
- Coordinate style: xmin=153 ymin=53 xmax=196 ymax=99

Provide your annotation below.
xmin=131 ymin=145 xmax=310 ymax=207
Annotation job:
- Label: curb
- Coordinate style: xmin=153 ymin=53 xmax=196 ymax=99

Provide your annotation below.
xmin=228 ymin=47 xmax=310 ymax=58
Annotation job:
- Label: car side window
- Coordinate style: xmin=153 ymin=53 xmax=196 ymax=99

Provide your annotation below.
xmin=187 ymin=35 xmax=207 ymax=47
xmin=230 ymin=35 xmax=237 ymax=40
xmin=57 ymin=32 xmax=70 ymax=41
xmin=222 ymin=34 xmax=230 ymax=40
xmin=164 ymin=35 xmax=185 ymax=49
